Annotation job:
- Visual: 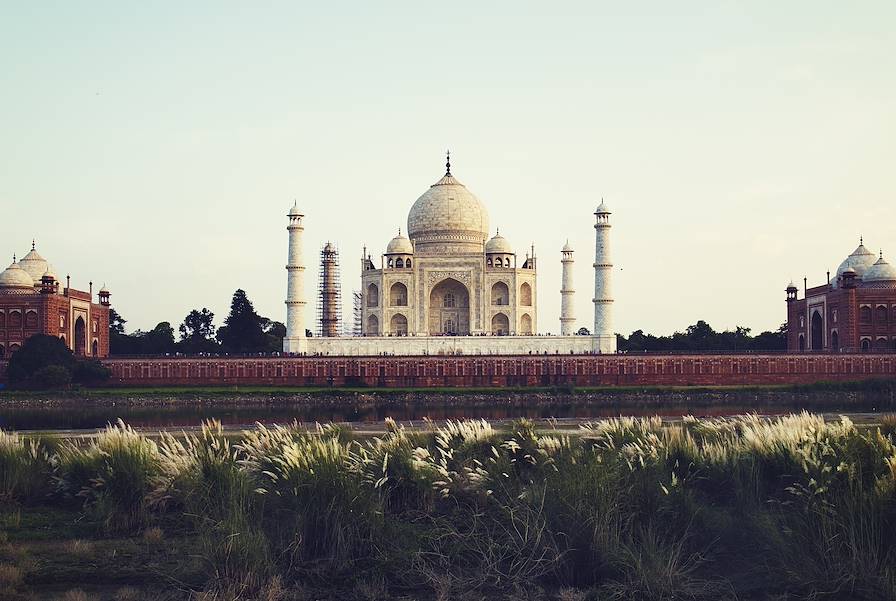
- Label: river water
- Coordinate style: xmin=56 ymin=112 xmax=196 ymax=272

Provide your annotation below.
xmin=1 ymin=392 xmax=891 ymax=432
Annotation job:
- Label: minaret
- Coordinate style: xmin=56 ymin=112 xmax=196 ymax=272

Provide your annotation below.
xmin=283 ymin=202 xmax=307 ymax=353
xmin=317 ymin=242 xmax=341 ymax=337
xmin=593 ymin=200 xmax=616 ymax=352
xmin=560 ymin=241 xmax=575 ymax=335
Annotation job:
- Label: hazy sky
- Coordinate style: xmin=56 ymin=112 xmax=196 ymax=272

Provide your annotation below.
xmin=2 ymin=2 xmax=894 ymax=337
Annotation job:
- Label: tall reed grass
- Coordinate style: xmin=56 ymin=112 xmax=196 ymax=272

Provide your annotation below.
xmin=53 ymin=419 xmax=160 ymax=532
xmin=3 ymin=413 xmax=894 ymax=599
xmin=0 ymin=429 xmax=49 ymax=503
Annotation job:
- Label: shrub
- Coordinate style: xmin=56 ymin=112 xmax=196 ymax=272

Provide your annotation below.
xmin=30 ymin=364 xmax=72 ymax=388
xmin=72 ymin=359 xmax=112 ymax=384
xmin=6 ymin=334 xmax=74 ymax=384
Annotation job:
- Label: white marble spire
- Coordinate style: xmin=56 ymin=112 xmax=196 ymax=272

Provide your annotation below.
xmin=560 ymin=241 xmax=575 ymax=335
xmin=283 ymin=202 xmax=307 ymax=353
xmin=592 ymin=200 xmax=616 ymax=352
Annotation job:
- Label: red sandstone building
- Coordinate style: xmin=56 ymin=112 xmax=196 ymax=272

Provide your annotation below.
xmin=0 ymin=244 xmax=111 ymax=359
xmin=787 ymin=239 xmax=896 ymax=352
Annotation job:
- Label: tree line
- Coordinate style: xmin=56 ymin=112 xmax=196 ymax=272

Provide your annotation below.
xmin=110 ymin=289 xmax=289 ymax=356
xmin=616 ymin=320 xmax=786 ymax=352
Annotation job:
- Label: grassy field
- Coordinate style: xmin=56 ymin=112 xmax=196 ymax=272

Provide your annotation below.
xmin=2 ymin=413 xmax=896 ymax=600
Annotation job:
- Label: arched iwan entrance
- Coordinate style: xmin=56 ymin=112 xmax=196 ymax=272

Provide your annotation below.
xmin=428 ymin=278 xmax=470 ymax=335
xmin=520 ymin=314 xmax=533 ymax=335
xmin=491 ymin=313 xmax=509 ymax=335
xmin=390 ymin=313 xmax=408 ymax=335
xmin=810 ymin=311 xmax=823 ymax=351
xmin=74 ymin=316 xmax=87 ymax=356
xmin=365 ymin=314 xmax=379 ymax=336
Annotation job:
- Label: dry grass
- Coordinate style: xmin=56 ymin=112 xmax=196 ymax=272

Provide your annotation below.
xmin=880 ymin=413 xmax=896 ymax=438
xmin=193 ymin=576 xmax=285 ymax=601
xmin=0 ymin=563 xmax=24 ymax=587
xmin=57 ymin=589 xmax=99 ymax=601
xmin=65 ymin=539 xmax=93 ymax=558
xmin=556 ymin=589 xmax=587 ymax=601
xmin=4 ymin=414 xmax=895 ymax=599
xmin=142 ymin=526 xmax=164 ymax=545
xmin=112 ymin=586 xmax=142 ymax=601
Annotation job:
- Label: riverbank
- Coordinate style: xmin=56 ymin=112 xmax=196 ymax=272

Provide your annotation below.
xmin=3 ymin=377 xmax=896 ymax=404
xmin=3 ymin=381 xmax=896 ymax=432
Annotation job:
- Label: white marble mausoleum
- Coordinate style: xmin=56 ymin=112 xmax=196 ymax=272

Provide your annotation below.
xmin=282 ymin=155 xmax=616 ymax=356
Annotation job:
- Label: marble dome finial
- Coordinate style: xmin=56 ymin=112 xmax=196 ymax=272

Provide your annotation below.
xmin=445 ymin=149 xmax=451 ymax=176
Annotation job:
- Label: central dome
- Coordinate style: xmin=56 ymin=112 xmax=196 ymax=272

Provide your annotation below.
xmin=407 ymin=170 xmax=489 ymax=254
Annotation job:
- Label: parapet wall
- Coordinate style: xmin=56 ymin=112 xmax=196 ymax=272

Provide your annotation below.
xmin=86 ymin=354 xmax=896 ymax=388
xmin=304 ymin=334 xmax=616 ymax=356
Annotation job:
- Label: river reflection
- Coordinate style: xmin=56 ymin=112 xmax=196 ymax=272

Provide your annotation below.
xmin=1 ymin=396 xmax=890 ymax=431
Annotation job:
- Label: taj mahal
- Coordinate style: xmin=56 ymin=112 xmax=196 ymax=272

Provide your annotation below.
xmin=283 ymin=154 xmax=616 ymax=356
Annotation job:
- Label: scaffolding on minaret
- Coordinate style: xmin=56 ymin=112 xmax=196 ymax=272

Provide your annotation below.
xmin=317 ymin=242 xmax=342 ymax=337
xmin=351 ymin=290 xmax=363 ymax=336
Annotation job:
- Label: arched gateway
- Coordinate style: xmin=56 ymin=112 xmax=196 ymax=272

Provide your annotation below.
xmin=428 ymin=278 xmax=470 ymax=335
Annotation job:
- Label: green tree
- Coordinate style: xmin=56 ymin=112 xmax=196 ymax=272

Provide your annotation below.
xmin=178 ymin=308 xmax=219 ymax=354
xmin=72 ymin=359 xmax=112 ymax=383
xmin=31 ymin=365 xmax=72 ymax=388
xmin=5 ymin=335 xmax=110 ymax=387
xmin=617 ymin=321 xmax=790 ymax=353
xmin=750 ymin=323 xmax=787 ymax=351
xmin=262 ymin=319 xmax=286 ymax=352
xmin=109 ymin=309 xmax=127 ymax=335
xmin=138 ymin=322 xmax=177 ymax=355
xmin=217 ymin=290 xmax=268 ymax=353
xmin=109 ymin=309 xmax=137 ymax=355
xmin=6 ymin=335 xmax=75 ymax=384
xmin=684 ymin=320 xmax=717 ymax=350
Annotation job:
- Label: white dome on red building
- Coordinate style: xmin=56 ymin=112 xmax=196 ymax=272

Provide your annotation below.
xmin=863 ymin=253 xmax=896 ymax=287
xmin=0 ymin=259 xmax=38 ymax=293
xmin=834 ymin=240 xmax=877 ymax=287
xmin=17 ymin=244 xmax=49 ymax=284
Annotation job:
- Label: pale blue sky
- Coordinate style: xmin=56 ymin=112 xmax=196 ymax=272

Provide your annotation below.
xmin=2 ymin=2 xmax=894 ymax=336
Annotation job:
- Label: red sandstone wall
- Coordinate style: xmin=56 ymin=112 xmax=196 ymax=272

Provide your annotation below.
xmin=3 ymin=354 xmax=896 ymax=388
xmin=89 ymin=354 xmax=896 ymax=388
